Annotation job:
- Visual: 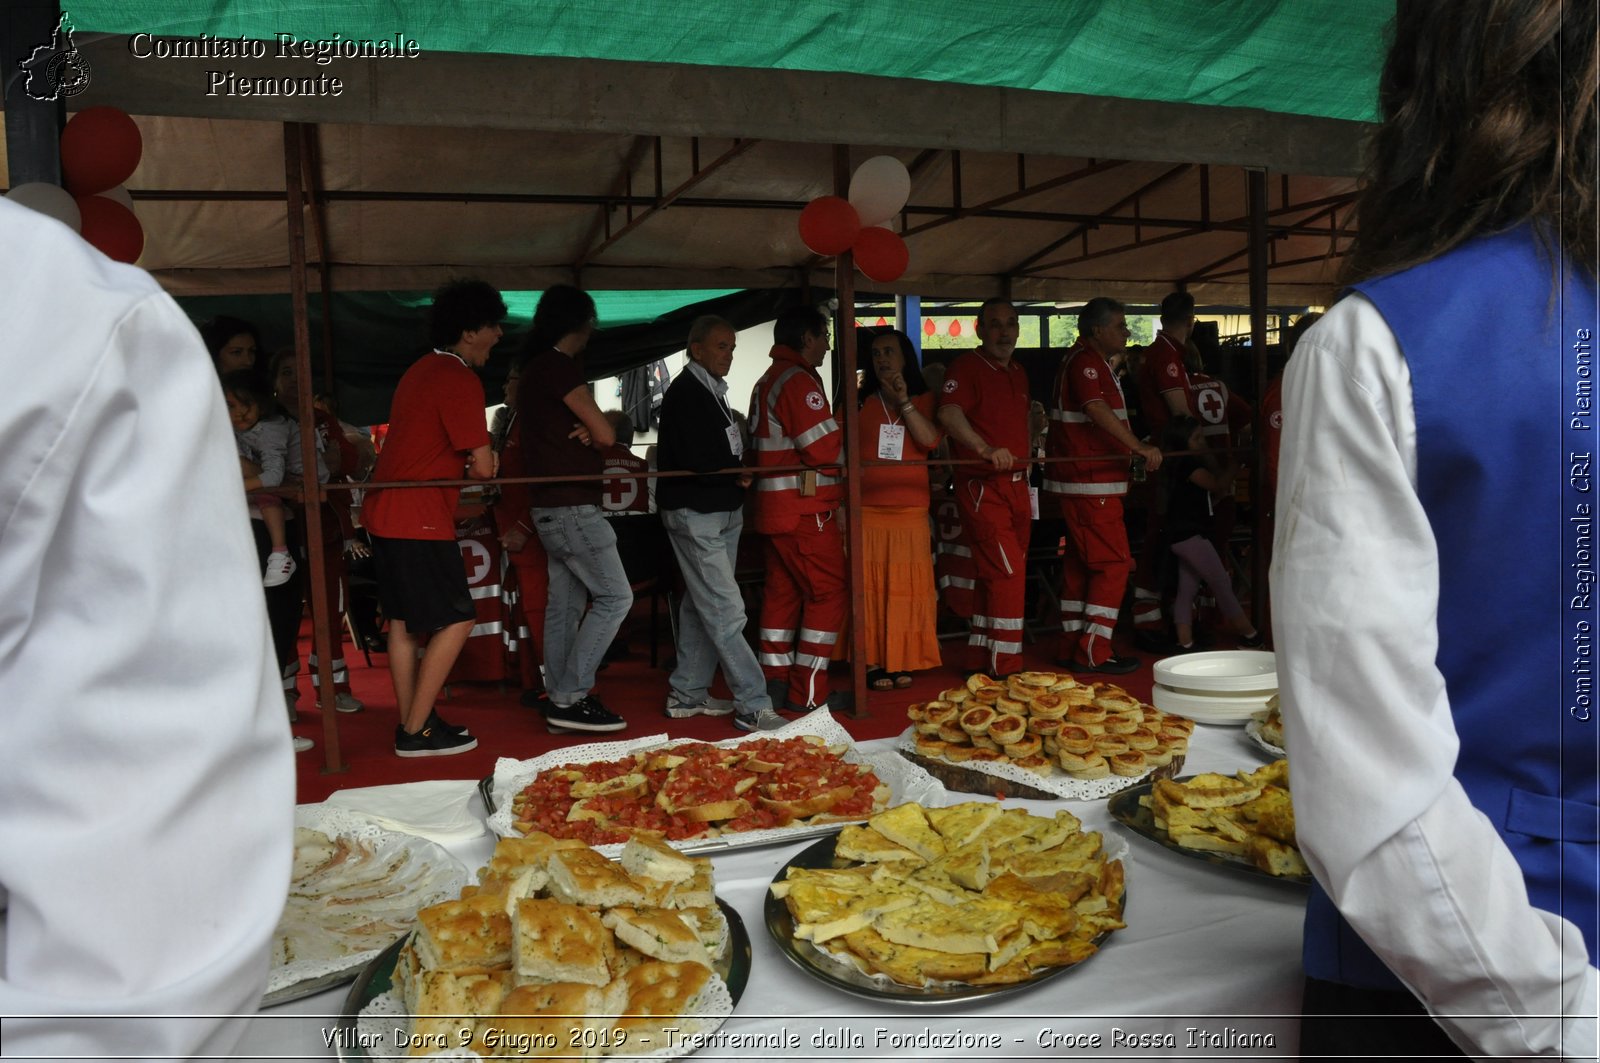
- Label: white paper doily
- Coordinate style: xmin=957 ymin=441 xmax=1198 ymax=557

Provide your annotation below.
xmin=894 ymin=727 xmax=1176 ymax=802
xmin=486 ymin=709 xmax=946 ymax=851
xmin=1244 ymin=717 xmax=1286 ymax=759
xmin=357 ymin=973 xmax=735 ymax=1061
xmin=269 ymin=805 xmax=468 ymax=998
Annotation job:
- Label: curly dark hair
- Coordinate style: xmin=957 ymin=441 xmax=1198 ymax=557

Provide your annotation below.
xmin=428 ymin=279 xmax=508 ymax=349
xmin=1342 ymin=0 xmax=1596 ymax=283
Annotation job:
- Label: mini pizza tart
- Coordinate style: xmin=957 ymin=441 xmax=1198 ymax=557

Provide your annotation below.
xmin=959 ymin=706 xmax=997 ymax=736
xmin=987 ymin=714 xmax=1027 ymax=745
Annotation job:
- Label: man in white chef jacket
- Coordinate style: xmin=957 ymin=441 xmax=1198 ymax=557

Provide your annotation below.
xmin=0 ymin=197 xmax=294 ymax=1059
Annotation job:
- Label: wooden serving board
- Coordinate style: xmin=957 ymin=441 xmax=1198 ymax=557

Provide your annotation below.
xmin=897 ymin=749 xmax=1186 ymax=801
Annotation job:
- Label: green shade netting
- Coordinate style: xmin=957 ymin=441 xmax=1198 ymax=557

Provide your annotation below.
xmin=388 ymin=289 xmax=741 ymax=329
xmin=70 ymin=0 xmax=1390 ymax=123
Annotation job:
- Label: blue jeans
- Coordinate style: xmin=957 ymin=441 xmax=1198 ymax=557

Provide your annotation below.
xmin=661 ymin=506 xmax=772 ymax=713
xmin=531 ymin=505 xmax=633 ymax=706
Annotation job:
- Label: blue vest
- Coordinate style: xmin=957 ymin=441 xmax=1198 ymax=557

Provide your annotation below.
xmin=1304 ymin=228 xmax=1600 ymax=988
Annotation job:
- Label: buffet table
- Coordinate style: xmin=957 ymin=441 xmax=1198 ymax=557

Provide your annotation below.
xmin=239 ymin=723 xmax=1307 ymax=1060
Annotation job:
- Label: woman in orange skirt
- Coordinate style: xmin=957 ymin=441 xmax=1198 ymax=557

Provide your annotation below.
xmin=857 ymin=328 xmax=943 ymax=689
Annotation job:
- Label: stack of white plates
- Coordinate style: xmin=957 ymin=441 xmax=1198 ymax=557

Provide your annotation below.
xmin=1151 ymin=650 xmax=1277 ymax=725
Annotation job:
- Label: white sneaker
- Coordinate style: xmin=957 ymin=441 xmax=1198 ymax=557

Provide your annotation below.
xmin=734 ymin=708 xmax=789 ymax=732
xmin=664 ymin=694 xmax=737 ymax=719
xmin=333 ymin=691 xmax=363 ymax=714
xmin=293 ymin=736 xmax=314 ymax=752
xmin=263 ymin=551 xmax=297 ymax=587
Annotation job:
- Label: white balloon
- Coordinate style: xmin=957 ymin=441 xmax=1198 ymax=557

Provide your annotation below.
xmin=96 ymin=184 xmax=136 ymax=213
xmin=848 ymin=155 xmax=912 ymax=228
xmin=4 ymin=181 xmax=81 ymax=232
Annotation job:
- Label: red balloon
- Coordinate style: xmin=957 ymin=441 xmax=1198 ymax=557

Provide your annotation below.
xmin=853 ymin=226 xmax=910 ymax=283
xmin=61 ymin=107 xmax=143 ymax=196
xmin=77 ymin=195 xmax=144 ymax=263
xmin=797 ymin=196 xmax=860 ymax=256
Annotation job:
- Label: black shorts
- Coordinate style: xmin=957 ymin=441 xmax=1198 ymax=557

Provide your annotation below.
xmin=370 ymin=535 xmax=475 ymax=634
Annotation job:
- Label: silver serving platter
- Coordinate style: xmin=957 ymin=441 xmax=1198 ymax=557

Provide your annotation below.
xmin=1106 ymin=777 xmax=1310 ymax=887
xmin=763 ymin=831 xmax=1116 ymax=1004
xmin=479 ymin=775 xmax=867 ymax=855
xmin=334 ymin=898 xmax=751 ymax=1061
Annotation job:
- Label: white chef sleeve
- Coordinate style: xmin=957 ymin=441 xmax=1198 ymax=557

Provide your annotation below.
xmin=1273 ymin=294 xmax=1597 ymax=1061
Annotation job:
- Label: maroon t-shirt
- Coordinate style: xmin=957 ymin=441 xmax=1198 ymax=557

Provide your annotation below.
xmin=518 ymin=347 xmax=602 ymax=508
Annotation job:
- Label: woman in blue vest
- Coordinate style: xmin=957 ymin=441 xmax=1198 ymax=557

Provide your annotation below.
xmin=1273 ymin=1 xmax=1596 ymax=1058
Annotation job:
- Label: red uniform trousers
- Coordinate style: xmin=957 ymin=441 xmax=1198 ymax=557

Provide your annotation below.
xmin=933 ymin=493 xmax=975 ymax=619
xmin=954 ymin=475 xmax=1031 ymax=676
xmin=1058 ymin=495 xmax=1133 ymax=666
xmin=758 ymin=511 xmax=847 ymax=708
xmin=504 ymin=531 xmax=550 ymax=691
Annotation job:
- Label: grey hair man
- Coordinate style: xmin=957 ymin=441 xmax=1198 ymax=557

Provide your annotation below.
xmin=655 ymin=315 xmax=785 ymax=731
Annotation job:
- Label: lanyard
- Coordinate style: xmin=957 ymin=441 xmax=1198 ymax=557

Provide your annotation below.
xmin=877 ymin=393 xmax=901 ymax=426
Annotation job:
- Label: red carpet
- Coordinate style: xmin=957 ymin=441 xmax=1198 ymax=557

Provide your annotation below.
xmin=291 ymin=618 xmax=1158 ymax=804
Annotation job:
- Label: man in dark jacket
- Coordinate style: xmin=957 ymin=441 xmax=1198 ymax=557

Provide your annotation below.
xmin=657 ymin=315 xmax=785 ymax=732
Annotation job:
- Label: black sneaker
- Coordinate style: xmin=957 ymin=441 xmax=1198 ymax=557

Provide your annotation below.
xmin=426 ymin=709 xmax=470 ymax=737
xmin=1058 ymin=654 xmax=1141 ymax=675
xmin=783 ymin=690 xmax=855 ymax=714
xmin=544 ymin=695 xmax=627 ymax=734
xmin=394 ymin=723 xmax=478 ymax=758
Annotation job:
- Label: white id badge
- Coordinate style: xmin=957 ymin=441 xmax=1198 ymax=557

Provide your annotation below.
xmin=877 ymin=423 xmax=906 ymax=460
xmin=1030 ymin=485 xmax=1041 ymax=519
xmin=725 ymin=424 xmax=744 ymax=457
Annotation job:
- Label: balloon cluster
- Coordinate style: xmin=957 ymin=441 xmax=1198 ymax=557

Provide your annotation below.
xmin=4 ymin=106 xmax=145 ymax=263
xmin=796 ymin=155 xmax=911 ymax=283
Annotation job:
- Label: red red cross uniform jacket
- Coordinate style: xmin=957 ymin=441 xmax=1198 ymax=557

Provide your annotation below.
xmin=937 ymin=349 xmax=1031 ymax=676
xmin=747 ymin=345 xmax=847 ymax=708
xmin=1046 ymin=342 xmax=1134 ymax=666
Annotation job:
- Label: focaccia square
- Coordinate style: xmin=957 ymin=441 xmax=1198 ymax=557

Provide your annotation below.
xmin=512 ymin=898 xmax=611 ymax=986
xmin=547 ymin=848 xmax=647 ymax=909
xmin=413 ymin=893 xmax=514 ymax=973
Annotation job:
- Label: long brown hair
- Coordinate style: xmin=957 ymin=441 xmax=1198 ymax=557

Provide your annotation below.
xmin=1342 ymin=0 xmax=1596 ymax=283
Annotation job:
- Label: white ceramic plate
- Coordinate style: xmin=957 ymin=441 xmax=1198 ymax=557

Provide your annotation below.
xmin=1151 ymin=683 xmax=1276 ymax=724
xmin=1152 ymin=650 xmax=1277 ymax=694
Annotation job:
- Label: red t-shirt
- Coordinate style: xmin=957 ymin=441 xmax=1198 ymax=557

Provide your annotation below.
xmin=362 ymin=351 xmax=489 ymax=541
xmin=518 ymin=348 xmax=603 ymax=508
xmin=858 ymin=392 xmax=939 ymax=508
xmin=1137 ymin=331 xmax=1191 ymax=435
xmin=936 ymin=350 xmax=1030 ymax=481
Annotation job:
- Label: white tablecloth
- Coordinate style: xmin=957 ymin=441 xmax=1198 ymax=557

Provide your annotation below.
xmin=239 ymin=724 xmax=1307 ymax=1060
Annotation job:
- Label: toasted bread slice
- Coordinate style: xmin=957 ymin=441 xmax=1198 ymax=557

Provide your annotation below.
xmin=570 ymin=772 xmax=649 ymax=801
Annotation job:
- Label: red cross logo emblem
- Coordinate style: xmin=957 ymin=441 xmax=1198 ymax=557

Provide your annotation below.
xmin=1196 ymin=385 xmax=1225 ymax=424
xmin=603 ymin=464 xmax=640 ymax=512
xmin=459 ymin=538 xmax=492 ymax=584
